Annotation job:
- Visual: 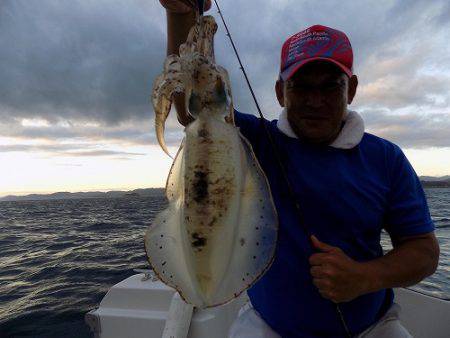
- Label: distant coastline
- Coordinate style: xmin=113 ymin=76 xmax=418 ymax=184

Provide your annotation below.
xmin=421 ymin=181 xmax=450 ymax=188
xmin=420 ymin=175 xmax=450 ymax=188
xmin=0 ymin=188 xmax=165 ymax=202
xmin=1 ymin=176 xmax=449 ymax=202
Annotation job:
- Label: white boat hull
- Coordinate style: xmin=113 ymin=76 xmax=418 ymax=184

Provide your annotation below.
xmin=85 ymin=273 xmax=450 ymax=338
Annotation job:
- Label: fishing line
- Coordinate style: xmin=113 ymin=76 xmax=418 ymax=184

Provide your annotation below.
xmin=207 ymin=0 xmax=353 ymax=336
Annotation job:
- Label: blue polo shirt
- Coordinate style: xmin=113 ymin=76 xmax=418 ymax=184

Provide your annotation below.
xmin=234 ymin=110 xmax=434 ymax=337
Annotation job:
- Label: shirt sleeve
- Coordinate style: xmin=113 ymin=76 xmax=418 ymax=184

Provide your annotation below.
xmin=383 ymin=145 xmax=434 ymax=238
xmin=233 ymin=109 xmax=261 ymax=146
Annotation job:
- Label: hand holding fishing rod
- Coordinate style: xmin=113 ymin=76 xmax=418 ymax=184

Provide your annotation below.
xmin=310 ymin=235 xmax=369 ymax=303
xmin=159 ymin=0 xmax=211 ymax=14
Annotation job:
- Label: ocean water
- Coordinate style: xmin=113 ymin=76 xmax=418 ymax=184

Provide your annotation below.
xmin=0 ymin=189 xmax=449 ymax=338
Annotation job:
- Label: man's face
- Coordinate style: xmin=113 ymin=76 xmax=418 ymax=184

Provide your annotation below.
xmin=276 ymin=61 xmax=358 ymax=145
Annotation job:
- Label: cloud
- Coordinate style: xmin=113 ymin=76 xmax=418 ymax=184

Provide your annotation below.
xmin=0 ymin=0 xmax=165 ymax=124
xmin=362 ymin=108 xmax=450 ymax=148
xmin=0 ymin=0 xmax=449 ymax=150
xmin=387 ymin=0 xmax=450 ymax=27
xmin=356 ymin=73 xmax=450 ymax=110
xmin=0 ymin=115 xmax=184 ymax=146
xmin=0 ymin=143 xmax=146 ymax=157
xmin=66 ymin=150 xmax=145 ymax=157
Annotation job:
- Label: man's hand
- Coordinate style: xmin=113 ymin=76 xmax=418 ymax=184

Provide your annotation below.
xmin=160 ymin=0 xmax=211 ymax=14
xmin=309 ymin=232 xmax=439 ymax=304
xmin=309 ymin=235 xmax=368 ymax=303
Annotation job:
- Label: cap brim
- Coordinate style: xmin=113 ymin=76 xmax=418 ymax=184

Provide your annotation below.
xmin=280 ymin=57 xmax=353 ymax=81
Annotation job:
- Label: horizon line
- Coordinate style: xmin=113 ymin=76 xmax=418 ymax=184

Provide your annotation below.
xmin=0 ymin=186 xmax=165 ymax=198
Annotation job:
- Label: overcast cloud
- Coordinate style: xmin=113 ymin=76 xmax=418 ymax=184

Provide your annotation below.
xmin=0 ymin=0 xmax=449 ymax=154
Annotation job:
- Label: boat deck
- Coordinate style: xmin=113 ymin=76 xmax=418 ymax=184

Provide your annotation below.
xmin=85 ymin=273 xmax=450 ymax=338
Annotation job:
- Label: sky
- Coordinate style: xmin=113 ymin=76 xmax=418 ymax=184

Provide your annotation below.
xmin=0 ymin=0 xmax=449 ymax=196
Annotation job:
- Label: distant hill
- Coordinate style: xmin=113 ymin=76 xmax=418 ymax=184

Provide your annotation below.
xmin=420 ymin=175 xmax=450 ymax=182
xmin=1 ymin=176 xmax=449 ymax=202
xmin=420 ymin=176 xmax=450 ymax=188
xmin=0 ymin=188 xmax=165 ymax=202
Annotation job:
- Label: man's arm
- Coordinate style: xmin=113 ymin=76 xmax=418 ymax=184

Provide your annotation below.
xmin=309 ymin=233 xmax=439 ymax=303
xmin=361 ymin=232 xmax=439 ymax=291
xmin=162 ymin=0 xmax=211 ymax=54
xmin=160 ymin=0 xmax=211 ymax=126
xmin=167 ymin=10 xmax=195 ymax=126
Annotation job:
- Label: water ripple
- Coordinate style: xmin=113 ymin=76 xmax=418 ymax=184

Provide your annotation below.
xmin=0 ymin=191 xmax=448 ymax=337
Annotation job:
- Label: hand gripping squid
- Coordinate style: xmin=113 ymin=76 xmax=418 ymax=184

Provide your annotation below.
xmin=145 ymin=15 xmax=278 ymax=308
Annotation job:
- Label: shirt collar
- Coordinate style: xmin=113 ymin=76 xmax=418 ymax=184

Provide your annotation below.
xmin=276 ymin=108 xmax=365 ymax=149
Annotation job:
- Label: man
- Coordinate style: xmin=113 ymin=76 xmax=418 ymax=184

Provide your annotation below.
xmin=158 ymin=1 xmax=440 ymax=337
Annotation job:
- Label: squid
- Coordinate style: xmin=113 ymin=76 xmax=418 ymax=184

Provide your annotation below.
xmin=145 ymin=15 xmax=278 ymax=308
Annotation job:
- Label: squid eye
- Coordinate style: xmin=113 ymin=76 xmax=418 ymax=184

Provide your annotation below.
xmin=189 ymin=93 xmax=202 ymax=117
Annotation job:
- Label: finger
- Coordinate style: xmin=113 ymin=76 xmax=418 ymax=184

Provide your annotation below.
xmin=319 ymin=290 xmax=334 ymax=302
xmin=312 ymin=278 xmax=331 ymax=290
xmin=325 ymin=293 xmax=339 ymax=303
xmin=308 ymin=252 xmax=330 ymax=266
xmin=310 ymin=266 xmax=329 ymax=278
xmin=317 ymin=288 xmax=338 ymax=303
xmin=179 ymin=0 xmax=195 ymax=7
xmin=191 ymin=0 xmax=212 ymax=12
xmin=311 ymin=235 xmax=336 ymax=253
xmin=167 ymin=0 xmax=210 ymax=14
xmin=160 ymin=0 xmax=192 ymax=13
xmin=205 ymin=0 xmax=212 ymax=11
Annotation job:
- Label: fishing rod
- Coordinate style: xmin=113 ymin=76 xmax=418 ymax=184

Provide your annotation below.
xmin=204 ymin=0 xmax=353 ymax=336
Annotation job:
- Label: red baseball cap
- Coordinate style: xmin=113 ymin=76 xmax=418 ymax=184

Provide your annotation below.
xmin=280 ymin=25 xmax=353 ymax=81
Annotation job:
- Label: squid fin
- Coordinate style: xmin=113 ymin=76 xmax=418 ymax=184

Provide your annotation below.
xmin=205 ymin=134 xmax=278 ymax=307
xmin=145 ymin=143 xmax=203 ymax=305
